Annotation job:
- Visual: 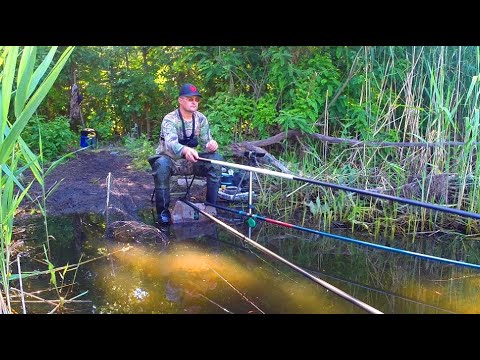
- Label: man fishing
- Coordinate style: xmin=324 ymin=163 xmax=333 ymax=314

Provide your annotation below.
xmin=149 ymin=83 xmax=223 ymax=225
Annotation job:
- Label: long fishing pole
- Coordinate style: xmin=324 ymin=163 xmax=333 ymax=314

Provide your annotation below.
xmin=207 ymin=202 xmax=480 ymax=270
xmin=180 ymin=199 xmax=383 ymax=314
xmin=198 ymin=156 xmax=480 ymax=221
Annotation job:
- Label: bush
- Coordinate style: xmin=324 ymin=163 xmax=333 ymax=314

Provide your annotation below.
xmin=123 ymin=134 xmax=156 ymax=170
xmin=22 ymin=115 xmax=77 ymax=162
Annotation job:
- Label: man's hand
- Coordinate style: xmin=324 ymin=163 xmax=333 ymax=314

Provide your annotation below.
xmin=182 ymin=146 xmax=199 ymax=162
xmin=206 ymin=140 xmax=218 ymax=153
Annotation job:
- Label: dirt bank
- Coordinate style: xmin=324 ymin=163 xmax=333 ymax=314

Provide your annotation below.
xmin=16 ymin=147 xmax=204 ymax=220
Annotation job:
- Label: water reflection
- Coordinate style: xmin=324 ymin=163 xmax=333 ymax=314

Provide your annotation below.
xmin=255 ymin=227 xmax=480 ymax=314
xmin=13 ymin=213 xmax=480 ymax=314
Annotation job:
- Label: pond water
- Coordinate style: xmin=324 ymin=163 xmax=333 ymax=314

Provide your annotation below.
xmin=12 ymin=210 xmax=480 ymax=314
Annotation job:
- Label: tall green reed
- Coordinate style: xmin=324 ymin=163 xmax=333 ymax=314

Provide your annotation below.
xmin=0 ymin=46 xmax=74 ymax=313
xmin=266 ymin=47 xmax=480 ymax=237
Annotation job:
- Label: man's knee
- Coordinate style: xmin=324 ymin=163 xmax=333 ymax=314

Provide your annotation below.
xmin=206 ymin=153 xmax=223 ymax=182
xmin=203 ymin=152 xmax=223 ymax=172
xmin=210 ymin=152 xmax=224 ymax=162
xmin=201 ymin=152 xmax=223 ymax=162
xmin=211 ymin=153 xmax=223 ymax=175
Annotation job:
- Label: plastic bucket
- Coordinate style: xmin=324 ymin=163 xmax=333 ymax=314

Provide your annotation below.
xmin=80 ymin=128 xmax=97 ymax=148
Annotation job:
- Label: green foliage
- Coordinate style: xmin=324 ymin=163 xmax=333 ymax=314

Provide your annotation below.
xmin=252 ymin=94 xmax=278 ymax=138
xmin=341 ymin=101 xmax=370 ymax=138
xmin=123 ymin=134 xmax=155 ymax=170
xmin=22 ymin=45 xmax=480 ymax=236
xmin=22 ymin=115 xmax=77 ymax=161
xmin=269 ymin=47 xmax=294 ymax=92
xmin=273 ymin=50 xmax=342 ymax=133
xmin=88 ymin=113 xmax=115 ymax=142
xmin=277 ymin=108 xmax=312 ymax=133
xmin=205 ymin=92 xmax=255 ymax=146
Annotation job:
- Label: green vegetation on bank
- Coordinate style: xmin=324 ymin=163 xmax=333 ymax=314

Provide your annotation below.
xmin=38 ymin=46 xmax=478 ymax=237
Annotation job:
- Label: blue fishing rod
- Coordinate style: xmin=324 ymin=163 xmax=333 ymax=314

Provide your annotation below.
xmin=207 ymin=202 xmax=480 ymax=270
xmin=198 ymin=155 xmax=480 ymax=221
xmin=181 ymin=199 xmax=383 ymax=314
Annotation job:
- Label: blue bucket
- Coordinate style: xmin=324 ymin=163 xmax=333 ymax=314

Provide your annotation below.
xmin=80 ymin=128 xmax=97 ymax=148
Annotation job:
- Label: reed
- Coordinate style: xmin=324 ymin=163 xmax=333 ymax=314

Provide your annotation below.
xmin=0 ymin=46 xmax=74 ymax=313
xmin=265 ymin=47 xmax=480 ymax=238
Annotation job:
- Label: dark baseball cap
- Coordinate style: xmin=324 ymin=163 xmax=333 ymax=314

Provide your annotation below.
xmin=179 ymin=83 xmax=202 ymax=97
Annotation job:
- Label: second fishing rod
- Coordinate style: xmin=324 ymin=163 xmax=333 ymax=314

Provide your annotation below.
xmin=206 ymin=201 xmax=480 ymax=270
xmin=198 ymin=153 xmax=480 ymax=221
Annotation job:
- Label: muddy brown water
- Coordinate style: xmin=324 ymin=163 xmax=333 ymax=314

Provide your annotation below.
xmin=11 ymin=210 xmax=480 ymax=314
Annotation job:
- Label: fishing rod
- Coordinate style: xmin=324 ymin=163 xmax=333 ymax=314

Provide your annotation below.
xmin=207 ymin=202 xmax=480 ymax=270
xmin=197 ymin=155 xmax=480 ymax=221
xmin=180 ymin=199 xmax=383 ymax=314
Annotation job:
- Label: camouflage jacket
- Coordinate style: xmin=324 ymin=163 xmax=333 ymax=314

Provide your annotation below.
xmin=155 ymin=109 xmax=213 ymax=160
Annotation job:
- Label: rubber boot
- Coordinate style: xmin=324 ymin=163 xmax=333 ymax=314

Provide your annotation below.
xmin=152 ymin=155 xmax=173 ymax=225
xmin=205 ymin=181 xmax=220 ymax=205
xmin=155 ymin=188 xmax=171 ymax=225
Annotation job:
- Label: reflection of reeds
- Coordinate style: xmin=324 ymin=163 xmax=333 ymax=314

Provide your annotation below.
xmin=256 ymin=228 xmax=480 ymax=313
xmin=0 ymin=46 xmax=74 ymax=313
xmin=9 ymin=245 xmax=131 ymax=313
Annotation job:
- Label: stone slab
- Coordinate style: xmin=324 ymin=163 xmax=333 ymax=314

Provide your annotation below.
xmin=171 ymin=201 xmax=217 ymax=224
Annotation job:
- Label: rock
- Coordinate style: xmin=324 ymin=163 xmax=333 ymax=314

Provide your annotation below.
xmin=104 ymin=220 xmax=168 ymax=244
xmin=171 ymin=201 xmax=216 ymax=224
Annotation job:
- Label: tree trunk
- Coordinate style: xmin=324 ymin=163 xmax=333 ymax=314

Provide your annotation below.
xmin=69 ymin=67 xmax=85 ymax=131
xmin=69 ymin=83 xmax=84 ymax=131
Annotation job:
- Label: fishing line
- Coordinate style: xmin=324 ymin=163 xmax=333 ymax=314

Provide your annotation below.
xmin=180 ymin=199 xmax=383 ymax=314
xmin=209 ymin=202 xmax=480 ymax=270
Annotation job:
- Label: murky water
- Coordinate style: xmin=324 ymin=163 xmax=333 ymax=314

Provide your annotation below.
xmin=12 ymin=212 xmax=480 ymax=314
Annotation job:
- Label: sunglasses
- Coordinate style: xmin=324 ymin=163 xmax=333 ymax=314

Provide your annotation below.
xmin=183 ymin=96 xmax=200 ymax=103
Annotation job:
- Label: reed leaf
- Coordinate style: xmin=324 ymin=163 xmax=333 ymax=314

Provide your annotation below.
xmin=14 ymin=46 xmax=36 ymax=118
xmin=1 ymin=47 xmax=18 ymax=141
xmin=26 ymin=46 xmax=57 ymax=100
xmin=1 ymin=164 xmax=32 ymax=199
xmin=0 ymin=46 xmax=74 ymax=166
